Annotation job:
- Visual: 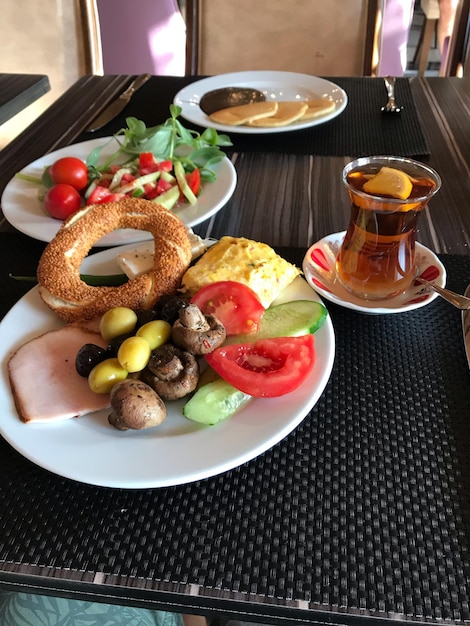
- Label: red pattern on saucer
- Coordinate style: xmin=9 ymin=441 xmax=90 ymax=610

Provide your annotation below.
xmin=309 ymin=247 xmax=330 ymax=272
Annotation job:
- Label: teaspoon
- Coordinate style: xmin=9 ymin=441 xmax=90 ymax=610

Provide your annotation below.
xmin=417 ymin=278 xmax=470 ymax=310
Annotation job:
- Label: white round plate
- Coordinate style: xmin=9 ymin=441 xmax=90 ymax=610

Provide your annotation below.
xmin=1 ymin=137 xmax=237 ymax=247
xmin=174 ymin=71 xmax=347 ymax=135
xmin=0 ymin=242 xmax=335 ymax=489
xmin=303 ymin=231 xmax=446 ymax=315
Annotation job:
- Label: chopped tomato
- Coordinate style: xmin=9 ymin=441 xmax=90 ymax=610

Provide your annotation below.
xmin=191 ymin=281 xmax=264 ymax=335
xmin=186 ymin=168 xmax=201 ymax=195
xmin=156 ymin=179 xmax=174 ymax=195
xmin=120 ymin=172 xmax=136 ymax=184
xmin=143 ymin=182 xmax=160 ymax=199
xmin=205 ymin=335 xmax=315 ymax=397
xmin=87 ymin=186 xmax=125 ymax=205
xmin=138 ymin=153 xmax=173 ymax=175
xmin=138 ymin=152 xmax=155 ymax=170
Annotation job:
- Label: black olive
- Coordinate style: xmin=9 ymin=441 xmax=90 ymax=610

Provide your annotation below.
xmin=75 ymin=343 xmax=107 ymax=377
xmin=159 ymin=295 xmax=190 ymax=324
xmin=135 ymin=308 xmax=158 ymax=328
xmin=106 ymin=332 xmax=135 ymax=357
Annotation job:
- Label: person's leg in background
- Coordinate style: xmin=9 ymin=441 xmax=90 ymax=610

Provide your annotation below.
xmin=437 ymin=0 xmax=459 ymax=54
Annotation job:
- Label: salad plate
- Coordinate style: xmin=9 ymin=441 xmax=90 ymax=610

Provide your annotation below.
xmin=1 ymin=137 xmax=237 ymax=247
xmin=174 ymin=71 xmax=347 ymax=135
xmin=303 ymin=232 xmax=446 ymax=315
xmin=0 ymin=242 xmax=335 ymax=489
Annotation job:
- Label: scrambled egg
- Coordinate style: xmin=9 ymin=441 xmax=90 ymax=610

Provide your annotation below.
xmin=181 ymin=236 xmax=300 ymax=307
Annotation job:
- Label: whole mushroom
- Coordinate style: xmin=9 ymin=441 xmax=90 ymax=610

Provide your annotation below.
xmin=141 ymin=343 xmax=199 ymax=401
xmin=171 ymin=303 xmax=226 ymax=355
xmin=108 ymin=379 xmax=167 ymax=431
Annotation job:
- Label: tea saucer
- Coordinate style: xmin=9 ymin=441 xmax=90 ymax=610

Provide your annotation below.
xmin=302 ymin=231 xmax=447 ymax=314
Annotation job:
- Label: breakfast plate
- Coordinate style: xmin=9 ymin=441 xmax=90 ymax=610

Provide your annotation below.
xmin=0 ymin=242 xmax=335 ymax=489
xmin=174 ymin=71 xmax=348 ymax=135
xmin=303 ymin=232 xmax=446 ymax=315
xmin=1 ymin=137 xmax=237 ymax=247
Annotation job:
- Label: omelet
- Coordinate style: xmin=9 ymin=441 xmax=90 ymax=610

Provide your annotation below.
xmin=180 ymin=236 xmax=301 ymax=308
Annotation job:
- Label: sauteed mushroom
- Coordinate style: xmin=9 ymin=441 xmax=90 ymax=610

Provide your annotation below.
xmin=141 ymin=344 xmax=199 ymax=401
xmin=108 ymin=379 xmax=167 ymax=431
xmin=172 ymin=303 xmax=226 ymax=355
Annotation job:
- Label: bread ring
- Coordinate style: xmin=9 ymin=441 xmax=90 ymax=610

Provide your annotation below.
xmin=37 ymin=198 xmax=192 ymax=323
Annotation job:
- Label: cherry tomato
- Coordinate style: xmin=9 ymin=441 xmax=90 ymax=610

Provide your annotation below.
xmin=191 ymin=281 xmax=265 ymax=335
xmin=205 ymin=335 xmax=316 ymax=398
xmin=49 ymin=157 xmax=89 ymax=190
xmin=44 ymin=184 xmax=82 ymax=220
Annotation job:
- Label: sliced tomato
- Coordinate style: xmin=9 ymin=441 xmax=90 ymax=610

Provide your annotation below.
xmin=205 ymin=335 xmax=315 ymax=397
xmin=191 ymin=281 xmax=265 ymax=335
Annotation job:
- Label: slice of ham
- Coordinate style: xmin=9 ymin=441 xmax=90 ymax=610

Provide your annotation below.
xmin=8 ymin=325 xmax=111 ymax=424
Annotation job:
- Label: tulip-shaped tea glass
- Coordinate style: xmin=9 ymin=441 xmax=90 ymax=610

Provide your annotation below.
xmin=336 ymin=156 xmax=441 ymax=300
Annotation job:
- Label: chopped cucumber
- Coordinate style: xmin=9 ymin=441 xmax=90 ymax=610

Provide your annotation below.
xmin=225 ymin=300 xmax=327 ymax=345
xmin=174 ymin=161 xmax=197 ymax=205
xmin=153 ymin=185 xmax=180 ymax=210
xmin=183 ymin=378 xmax=252 ymax=425
xmin=114 ymin=171 xmax=161 ymax=194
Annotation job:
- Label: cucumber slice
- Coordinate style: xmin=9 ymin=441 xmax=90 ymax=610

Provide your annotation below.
xmin=153 ymin=185 xmax=180 ymax=210
xmin=183 ymin=378 xmax=252 ymax=425
xmin=225 ymin=300 xmax=327 ymax=345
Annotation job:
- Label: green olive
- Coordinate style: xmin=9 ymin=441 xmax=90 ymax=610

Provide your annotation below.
xmin=99 ymin=307 xmax=138 ymax=342
xmin=136 ymin=320 xmax=172 ymax=350
xmin=88 ymin=357 xmax=128 ymax=394
xmin=117 ymin=336 xmax=152 ymax=373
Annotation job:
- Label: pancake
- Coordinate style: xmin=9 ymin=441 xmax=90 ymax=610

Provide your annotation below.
xmin=301 ymin=98 xmax=336 ymax=120
xmin=248 ymin=101 xmax=309 ymax=127
xmin=209 ymin=101 xmax=278 ymax=126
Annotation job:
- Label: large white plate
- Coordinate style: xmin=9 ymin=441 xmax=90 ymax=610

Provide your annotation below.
xmin=0 ymin=243 xmax=335 ymax=489
xmin=174 ymin=71 xmax=348 ymax=135
xmin=1 ymin=138 xmax=237 ymax=247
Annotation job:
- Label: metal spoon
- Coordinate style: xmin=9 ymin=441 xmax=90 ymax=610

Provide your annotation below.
xmin=417 ymin=278 xmax=470 ymax=309
xmin=381 ymin=76 xmax=402 ymax=114
xmin=199 ymin=87 xmax=266 ymax=115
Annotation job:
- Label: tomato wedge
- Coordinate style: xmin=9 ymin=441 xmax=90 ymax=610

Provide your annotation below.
xmin=205 ymin=335 xmax=315 ymax=397
xmin=186 ymin=168 xmax=201 ymax=195
xmin=191 ymin=281 xmax=265 ymax=335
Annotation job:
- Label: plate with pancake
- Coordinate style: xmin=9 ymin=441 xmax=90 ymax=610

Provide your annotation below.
xmin=0 ymin=241 xmax=335 ymax=489
xmin=174 ymin=71 xmax=348 ymax=134
xmin=1 ymin=137 xmax=237 ymax=247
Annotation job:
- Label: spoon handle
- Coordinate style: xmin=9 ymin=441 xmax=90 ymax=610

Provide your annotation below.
xmin=418 ymin=278 xmax=470 ymax=310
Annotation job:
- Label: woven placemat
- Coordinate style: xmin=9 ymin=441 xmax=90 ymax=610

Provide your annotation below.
xmin=1 ymin=238 xmax=469 ymax=622
xmin=79 ymin=76 xmax=430 ymax=158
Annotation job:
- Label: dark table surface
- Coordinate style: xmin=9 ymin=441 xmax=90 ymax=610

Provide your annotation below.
xmin=0 ymin=75 xmax=469 ymax=626
xmin=0 ymin=73 xmax=50 ymax=126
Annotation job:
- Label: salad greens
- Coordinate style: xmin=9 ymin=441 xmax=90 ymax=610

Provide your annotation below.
xmin=86 ymin=105 xmax=232 ymax=183
xmin=15 ymin=106 xmax=232 ymax=186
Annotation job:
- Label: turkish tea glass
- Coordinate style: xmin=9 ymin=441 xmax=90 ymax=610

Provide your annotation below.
xmin=336 ymin=156 xmax=441 ymax=300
